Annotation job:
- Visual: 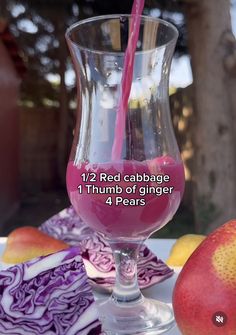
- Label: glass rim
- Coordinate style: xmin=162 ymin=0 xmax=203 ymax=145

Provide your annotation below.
xmin=65 ymin=14 xmax=179 ymax=56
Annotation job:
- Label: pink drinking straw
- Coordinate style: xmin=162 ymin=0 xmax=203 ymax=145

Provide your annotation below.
xmin=111 ymin=0 xmax=145 ymax=161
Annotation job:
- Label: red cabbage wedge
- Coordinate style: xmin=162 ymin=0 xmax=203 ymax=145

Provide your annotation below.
xmin=40 ymin=207 xmax=174 ymax=292
xmin=0 ymin=247 xmax=101 ymax=335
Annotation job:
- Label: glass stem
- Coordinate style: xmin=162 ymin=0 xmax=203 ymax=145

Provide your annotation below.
xmin=109 ymin=241 xmax=143 ymax=304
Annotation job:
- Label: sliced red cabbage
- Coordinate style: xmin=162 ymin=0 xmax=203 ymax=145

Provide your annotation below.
xmin=40 ymin=207 xmax=174 ymax=291
xmin=0 ymin=247 xmax=101 ymax=335
xmin=40 ymin=206 xmax=93 ymax=244
xmin=80 ymin=233 xmax=173 ymax=291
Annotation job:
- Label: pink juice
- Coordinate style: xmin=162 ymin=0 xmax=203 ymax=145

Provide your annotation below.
xmin=66 ymin=157 xmax=185 ymax=239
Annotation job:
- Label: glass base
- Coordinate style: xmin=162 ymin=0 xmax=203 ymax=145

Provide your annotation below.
xmin=97 ymin=296 xmax=175 ymax=335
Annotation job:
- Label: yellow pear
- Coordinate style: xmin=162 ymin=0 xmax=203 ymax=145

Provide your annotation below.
xmin=166 ymin=234 xmax=205 ymax=267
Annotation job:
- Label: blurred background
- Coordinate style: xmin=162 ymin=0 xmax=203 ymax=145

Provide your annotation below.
xmin=0 ymin=0 xmax=236 ymax=237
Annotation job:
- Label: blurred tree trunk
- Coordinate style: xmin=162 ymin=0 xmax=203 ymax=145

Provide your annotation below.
xmin=57 ymin=22 xmax=69 ymax=185
xmin=185 ymin=0 xmax=236 ymax=232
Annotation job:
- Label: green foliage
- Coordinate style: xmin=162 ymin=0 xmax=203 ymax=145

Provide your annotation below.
xmin=0 ymin=0 xmax=188 ymax=108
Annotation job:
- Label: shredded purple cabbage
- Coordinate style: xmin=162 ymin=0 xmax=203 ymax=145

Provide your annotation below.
xmin=0 ymin=247 xmax=101 ymax=334
xmin=40 ymin=206 xmax=174 ymax=291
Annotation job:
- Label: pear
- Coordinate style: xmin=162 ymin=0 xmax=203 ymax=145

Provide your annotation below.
xmin=167 ymin=234 xmax=205 ymax=267
xmin=173 ymin=219 xmax=236 ymax=335
xmin=2 ymin=226 xmax=68 ymax=263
